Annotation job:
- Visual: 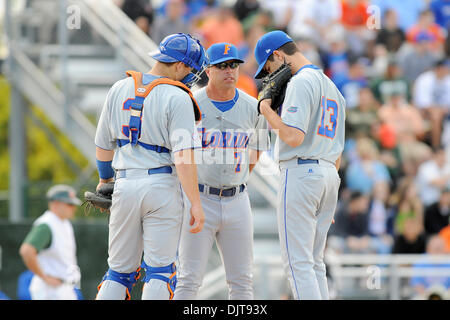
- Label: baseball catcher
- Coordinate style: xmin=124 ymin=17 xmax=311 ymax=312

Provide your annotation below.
xmin=83 ymin=181 xmax=114 ymax=213
xmin=257 ymin=62 xmax=292 ymax=114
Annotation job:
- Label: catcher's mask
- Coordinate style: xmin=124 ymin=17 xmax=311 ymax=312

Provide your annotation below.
xmin=149 ymin=33 xmax=209 ymax=88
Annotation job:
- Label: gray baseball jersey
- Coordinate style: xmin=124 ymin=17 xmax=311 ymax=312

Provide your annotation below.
xmin=193 ymin=87 xmax=270 ymax=188
xmin=95 ymin=74 xmax=199 ymax=170
xmin=277 ymin=65 xmax=346 ymax=163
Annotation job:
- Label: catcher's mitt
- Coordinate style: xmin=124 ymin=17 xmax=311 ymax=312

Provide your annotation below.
xmin=257 ymin=62 xmax=292 ymax=114
xmin=83 ymin=181 xmax=114 ymax=214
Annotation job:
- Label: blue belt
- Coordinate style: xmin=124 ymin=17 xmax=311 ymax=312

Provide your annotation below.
xmin=297 ymin=158 xmax=319 ymax=165
xmin=116 ymin=166 xmax=172 ymax=179
xmin=199 ymin=184 xmax=245 ymax=197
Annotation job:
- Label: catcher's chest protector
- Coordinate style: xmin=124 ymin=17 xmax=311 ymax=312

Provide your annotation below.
xmin=124 ymin=70 xmax=202 ymax=147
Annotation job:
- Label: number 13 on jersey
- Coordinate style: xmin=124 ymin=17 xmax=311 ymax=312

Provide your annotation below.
xmin=317 ymin=96 xmax=338 ymax=139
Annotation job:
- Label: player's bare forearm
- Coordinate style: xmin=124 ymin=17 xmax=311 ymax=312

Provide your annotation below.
xmin=174 ymin=149 xmax=205 ymax=233
xmin=174 ymin=150 xmax=201 ymax=205
xmin=335 ymin=155 xmax=342 ymax=170
xmin=173 ymin=150 xmax=201 ymax=195
xmin=249 ymin=149 xmax=262 ymax=173
xmin=96 ymin=146 xmax=114 ymax=162
xmin=259 ymin=100 xmax=304 ymax=147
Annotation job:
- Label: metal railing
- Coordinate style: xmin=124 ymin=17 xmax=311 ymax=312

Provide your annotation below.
xmin=3 ymin=0 xmax=160 ymax=168
xmin=73 ymin=0 xmax=157 ymax=72
xmin=198 ymin=265 xmax=228 ymax=299
xmin=197 ymin=252 xmax=450 ymax=300
xmin=325 ymin=252 xmax=450 ymax=300
xmin=248 ymin=152 xmax=280 ymax=208
xmin=6 ymin=45 xmax=97 ymax=164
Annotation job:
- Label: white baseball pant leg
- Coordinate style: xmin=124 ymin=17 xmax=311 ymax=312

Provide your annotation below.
xmin=174 ymin=189 xmax=254 ymax=300
xmin=277 ymin=161 xmax=340 ymax=300
xmin=96 ymin=171 xmax=183 ymax=300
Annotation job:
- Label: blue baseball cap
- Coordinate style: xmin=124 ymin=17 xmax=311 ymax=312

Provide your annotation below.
xmin=207 ymin=43 xmax=244 ymax=65
xmin=254 ymin=30 xmax=294 ymax=79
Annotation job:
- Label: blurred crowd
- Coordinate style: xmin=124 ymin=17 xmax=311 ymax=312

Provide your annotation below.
xmin=117 ymin=0 xmax=450 ymax=298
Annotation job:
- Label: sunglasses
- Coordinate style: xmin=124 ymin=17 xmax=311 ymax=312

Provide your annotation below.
xmin=212 ymin=61 xmax=240 ymax=70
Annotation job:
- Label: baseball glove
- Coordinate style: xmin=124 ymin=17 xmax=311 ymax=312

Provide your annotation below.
xmin=82 ymin=181 xmax=114 ymax=214
xmin=257 ymin=62 xmax=292 ymax=114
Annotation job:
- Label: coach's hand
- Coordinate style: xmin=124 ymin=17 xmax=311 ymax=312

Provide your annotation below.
xmin=189 ymin=203 xmax=205 ymax=233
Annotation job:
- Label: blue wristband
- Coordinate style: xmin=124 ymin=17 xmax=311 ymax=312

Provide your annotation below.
xmin=96 ymin=159 xmax=115 ymax=180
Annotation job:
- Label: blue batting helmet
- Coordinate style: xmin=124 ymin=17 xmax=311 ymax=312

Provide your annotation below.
xmin=150 ymin=33 xmax=209 ymax=87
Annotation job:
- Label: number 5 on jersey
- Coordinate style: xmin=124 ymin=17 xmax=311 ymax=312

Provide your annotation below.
xmin=317 ymin=96 xmax=338 ymax=139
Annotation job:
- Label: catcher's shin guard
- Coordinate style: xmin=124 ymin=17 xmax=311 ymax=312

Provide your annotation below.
xmin=96 ymin=267 xmax=141 ymax=300
xmin=141 ymin=261 xmax=177 ymax=300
